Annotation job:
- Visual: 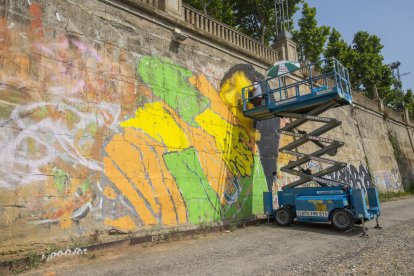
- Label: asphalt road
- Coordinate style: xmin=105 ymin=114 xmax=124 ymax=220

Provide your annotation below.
xmin=21 ymin=197 xmax=414 ymax=276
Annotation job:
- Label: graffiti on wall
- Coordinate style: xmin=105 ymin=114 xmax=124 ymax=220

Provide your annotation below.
xmin=374 ymin=169 xmax=401 ymax=190
xmin=0 ymin=2 xmax=268 ymax=234
xmin=325 ymin=164 xmax=373 ymax=190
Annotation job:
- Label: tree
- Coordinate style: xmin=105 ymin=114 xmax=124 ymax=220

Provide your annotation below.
xmin=405 ymin=89 xmax=414 ymax=118
xmin=234 ymin=0 xmax=300 ymax=45
xmin=184 ymin=0 xmax=301 ymax=45
xmin=183 ymin=0 xmax=237 ymax=26
xmin=293 ymin=2 xmax=330 ymax=63
xmin=347 ymin=31 xmax=393 ymax=96
xmin=324 ymin=28 xmax=350 ymax=63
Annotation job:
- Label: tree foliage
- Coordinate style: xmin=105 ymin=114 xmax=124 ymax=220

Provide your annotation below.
xmin=324 ymin=28 xmax=350 ymax=63
xmin=405 ymin=89 xmax=414 ymax=118
xmin=183 ymin=0 xmax=237 ymax=26
xmin=292 ymin=2 xmax=330 ymax=63
xmin=183 ymin=0 xmax=300 ymax=45
xmin=348 ymin=31 xmax=393 ymax=96
xmin=234 ymin=0 xmax=300 ymax=45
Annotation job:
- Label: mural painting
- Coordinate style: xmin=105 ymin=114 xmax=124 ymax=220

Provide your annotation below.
xmin=0 ymin=2 xmax=270 ymax=238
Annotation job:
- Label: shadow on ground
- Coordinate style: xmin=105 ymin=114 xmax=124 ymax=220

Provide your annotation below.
xmin=258 ymin=220 xmax=381 ymax=237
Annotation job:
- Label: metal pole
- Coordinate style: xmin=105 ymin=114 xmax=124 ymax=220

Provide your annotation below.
xmin=275 ymin=0 xmax=278 ymax=35
xmin=286 ymin=0 xmax=290 ymax=31
xmin=281 ymin=0 xmax=285 ymax=32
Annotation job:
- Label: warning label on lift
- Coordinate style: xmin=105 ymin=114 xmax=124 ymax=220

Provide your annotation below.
xmin=297 ymin=211 xmax=329 ymax=217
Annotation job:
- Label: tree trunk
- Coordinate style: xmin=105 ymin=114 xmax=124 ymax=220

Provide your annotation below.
xmin=202 ymin=0 xmax=207 ymax=14
xmin=260 ymin=27 xmax=265 ymax=44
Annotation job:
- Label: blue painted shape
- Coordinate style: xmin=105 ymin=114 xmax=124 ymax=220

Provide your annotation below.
xmin=263 ymin=192 xmax=274 ymax=216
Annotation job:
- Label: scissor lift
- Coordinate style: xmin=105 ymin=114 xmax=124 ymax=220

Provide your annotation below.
xmin=242 ymin=58 xmax=381 ymax=232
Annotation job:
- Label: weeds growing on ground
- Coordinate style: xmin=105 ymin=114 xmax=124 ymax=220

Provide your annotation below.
xmin=379 ymin=187 xmax=414 ymax=202
xmin=11 ymin=253 xmax=42 ymax=274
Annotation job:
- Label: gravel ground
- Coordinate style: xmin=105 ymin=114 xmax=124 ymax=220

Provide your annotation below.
xmin=18 ymin=197 xmax=414 ymax=276
xmin=280 ymin=221 xmax=414 ymax=275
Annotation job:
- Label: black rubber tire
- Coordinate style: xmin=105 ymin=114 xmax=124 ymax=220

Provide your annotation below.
xmin=275 ymin=207 xmax=294 ymax=226
xmin=331 ymin=208 xmax=355 ymax=231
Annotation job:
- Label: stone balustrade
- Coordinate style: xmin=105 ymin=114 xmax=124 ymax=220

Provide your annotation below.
xmin=182 ymin=4 xmax=278 ymax=64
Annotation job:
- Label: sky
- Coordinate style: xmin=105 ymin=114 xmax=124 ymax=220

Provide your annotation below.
xmin=293 ymin=0 xmax=414 ymax=91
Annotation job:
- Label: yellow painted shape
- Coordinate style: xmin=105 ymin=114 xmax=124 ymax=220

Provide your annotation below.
xmin=189 ymin=74 xmax=255 ymax=137
xmin=219 ymin=71 xmax=255 ymax=130
xmin=104 ymin=155 xmax=157 ymax=225
xmin=59 ymin=215 xmax=72 ymax=229
xmin=189 ymin=75 xmax=238 ymax=124
xmin=195 ymin=109 xmax=253 ymax=177
xmin=103 ymin=186 xmax=117 ymax=200
xmin=105 ymin=215 xmax=137 ymax=232
xmin=120 ymin=102 xmax=189 ymax=151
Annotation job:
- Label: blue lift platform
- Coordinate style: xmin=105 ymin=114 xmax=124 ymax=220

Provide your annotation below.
xmin=242 ymin=58 xmax=381 ymax=233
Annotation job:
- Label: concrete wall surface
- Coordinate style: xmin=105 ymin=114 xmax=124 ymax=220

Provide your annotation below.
xmin=0 ymin=0 xmax=273 ymax=260
xmin=0 ymin=0 xmax=413 ymax=260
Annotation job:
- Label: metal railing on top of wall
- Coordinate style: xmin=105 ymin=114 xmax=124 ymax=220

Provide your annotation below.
xmin=182 ymin=4 xmax=278 ymax=64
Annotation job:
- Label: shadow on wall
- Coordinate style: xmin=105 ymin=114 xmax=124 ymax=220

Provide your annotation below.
xmin=388 ymin=131 xmax=414 ymax=191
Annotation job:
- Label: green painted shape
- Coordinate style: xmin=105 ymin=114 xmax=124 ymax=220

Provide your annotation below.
xmin=137 ymin=56 xmax=209 ymax=124
xmin=66 ymin=110 xmax=76 ymax=122
xmin=88 ymin=122 xmax=98 ymax=136
xmin=251 ymin=154 xmax=268 ymax=214
xmin=0 ymin=105 xmax=12 ymax=118
xmin=26 ymin=137 xmax=36 ymax=155
xmin=52 ymin=167 xmax=68 ymax=193
xmin=164 ymin=148 xmax=221 ymax=224
xmin=81 ymin=178 xmax=91 ymax=194
xmin=38 ymin=106 xmax=48 ymax=118
xmin=224 ymin=154 xmax=268 ymax=219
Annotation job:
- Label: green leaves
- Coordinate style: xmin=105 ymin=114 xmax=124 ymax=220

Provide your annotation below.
xmin=184 ymin=0 xmax=301 ymax=45
xmin=324 ymin=28 xmax=350 ymax=63
xmin=292 ymin=2 xmax=330 ymax=63
xmin=183 ymin=0 xmax=237 ymax=26
xmin=234 ymin=0 xmax=300 ymax=44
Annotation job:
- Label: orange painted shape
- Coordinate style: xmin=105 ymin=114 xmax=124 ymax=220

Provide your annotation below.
xmin=103 ymin=186 xmax=117 ymax=200
xmin=190 ymin=127 xmax=229 ymax=204
xmin=105 ymin=135 xmax=160 ymax=215
xmin=123 ymin=128 xmax=187 ymax=225
xmin=29 ymin=3 xmax=44 ymax=40
xmin=105 ymin=216 xmax=137 ymax=232
xmin=189 ymin=75 xmax=238 ymax=125
xmin=0 ymin=18 xmax=9 ymax=48
xmin=104 ymin=156 xmax=157 ymax=225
